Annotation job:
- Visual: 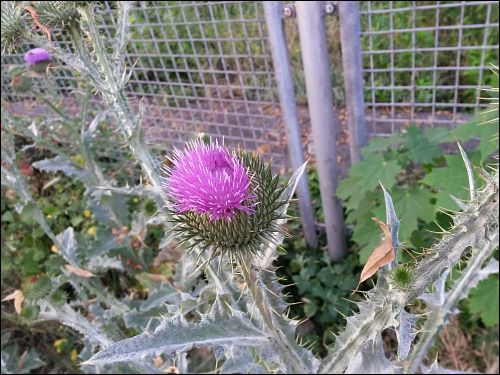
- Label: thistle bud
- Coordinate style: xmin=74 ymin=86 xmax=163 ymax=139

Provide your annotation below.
xmin=9 ymin=65 xmax=31 ymax=92
xmin=24 ymin=47 xmax=51 ymax=73
xmin=162 ymin=139 xmax=288 ymax=261
xmin=390 ymin=265 xmax=414 ymax=290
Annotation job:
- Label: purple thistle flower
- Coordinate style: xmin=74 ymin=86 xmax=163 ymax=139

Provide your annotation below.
xmin=163 ymin=140 xmax=255 ymax=221
xmin=24 ymin=48 xmax=52 ymax=65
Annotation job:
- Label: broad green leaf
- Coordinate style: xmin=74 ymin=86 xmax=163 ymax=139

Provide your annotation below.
xmin=304 ymin=302 xmax=318 ymax=317
xmin=337 ymin=175 xmax=363 ymax=208
xmin=422 ymin=152 xmax=481 ymax=210
xmin=406 ymin=125 xmax=442 ymax=164
xmin=361 ymin=132 xmax=405 ymax=155
xmin=345 ymin=191 xmax=379 ymax=225
xmin=350 ymin=155 xmax=401 ymax=194
xmin=449 ymin=111 xmax=499 ymax=161
xmin=353 ymin=219 xmax=384 ymax=263
xmin=467 ymin=275 xmax=499 ymax=327
xmin=423 ymin=127 xmax=450 ymax=145
xmin=374 ymin=187 xmax=435 ymax=242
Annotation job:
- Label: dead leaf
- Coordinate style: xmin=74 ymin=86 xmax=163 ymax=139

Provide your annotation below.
xmin=65 ymin=264 xmax=94 ymax=278
xmin=141 ymin=273 xmax=168 ymax=283
xmin=153 ymin=356 xmax=164 ymax=368
xmin=2 ymin=289 xmax=24 ymax=314
xmin=359 ymin=217 xmax=395 ymax=284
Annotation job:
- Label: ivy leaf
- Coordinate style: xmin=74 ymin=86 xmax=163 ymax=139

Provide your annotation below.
xmin=406 ymin=125 xmax=442 ymax=164
xmin=350 ymin=155 xmax=401 ymax=194
xmin=422 ymin=152 xmax=481 ymax=210
xmin=467 ymin=275 xmax=499 ymax=327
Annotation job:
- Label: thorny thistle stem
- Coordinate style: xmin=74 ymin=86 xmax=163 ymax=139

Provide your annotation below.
xmin=236 ymin=252 xmax=311 ymax=374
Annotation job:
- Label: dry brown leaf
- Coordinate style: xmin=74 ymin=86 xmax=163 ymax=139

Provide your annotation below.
xmin=2 ymin=289 xmax=24 ymax=314
xmin=359 ymin=217 xmax=395 ymax=284
xmin=142 ymin=273 xmax=168 ymax=283
xmin=65 ymin=264 xmax=94 ymax=278
xmin=153 ymin=356 xmax=164 ymax=368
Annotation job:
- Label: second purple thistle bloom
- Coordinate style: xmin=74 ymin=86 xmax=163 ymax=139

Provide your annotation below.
xmin=24 ymin=47 xmax=52 ymax=65
xmin=163 ymin=140 xmax=255 ymax=221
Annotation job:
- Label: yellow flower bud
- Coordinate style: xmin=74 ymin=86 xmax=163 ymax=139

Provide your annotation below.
xmin=54 ymin=338 xmax=67 ymax=353
xmin=83 ymin=209 xmax=91 ymax=218
xmin=87 ymin=226 xmax=97 ymax=236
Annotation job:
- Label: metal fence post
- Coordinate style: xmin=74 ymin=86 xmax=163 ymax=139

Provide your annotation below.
xmin=338 ymin=1 xmax=368 ymax=164
xmin=295 ymin=1 xmax=346 ymax=260
xmin=264 ymin=1 xmax=318 ymax=249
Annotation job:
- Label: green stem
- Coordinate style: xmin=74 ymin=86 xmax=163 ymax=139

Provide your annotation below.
xmin=72 ymin=8 xmax=166 ymax=207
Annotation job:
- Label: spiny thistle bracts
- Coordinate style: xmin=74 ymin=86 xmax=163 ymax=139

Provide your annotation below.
xmin=162 ymin=139 xmax=290 ymax=262
xmin=390 ymin=264 xmax=415 ymax=290
xmin=1 ymin=1 xmax=26 ymax=53
xmin=30 ymin=1 xmax=83 ymax=30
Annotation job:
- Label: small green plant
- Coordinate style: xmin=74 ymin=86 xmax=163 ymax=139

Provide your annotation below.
xmin=337 ymin=117 xmax=498 ymax=263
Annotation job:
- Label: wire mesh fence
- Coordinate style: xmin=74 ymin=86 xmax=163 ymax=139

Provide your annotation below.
xmin=1 ymin=1 xmax=287 ymax=166
xmin=1 ymin=1 xmax=498 ymax=166
xmin=359 ymin=1 xmax=499 ymax=135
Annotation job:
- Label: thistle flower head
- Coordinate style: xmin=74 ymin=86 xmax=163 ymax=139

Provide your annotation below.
xmin=162 ymin=139 xmax=289 ymax=261
xmin=163 ymin=139 xmax=255 ymax=221
xmin=24 ymin=47 xmax=51 ymax=65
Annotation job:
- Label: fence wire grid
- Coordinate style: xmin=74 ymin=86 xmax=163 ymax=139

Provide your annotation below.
xmin=360 ymin=1 xmax=499 ymax=134
xmin=1 ymin=1 xmax=499 ymax=167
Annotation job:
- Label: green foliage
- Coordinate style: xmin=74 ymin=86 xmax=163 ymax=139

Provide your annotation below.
xmin=338 ymin=116 xmax=498 ymax=263
xmin=360 ymin=1 xmax=499 ymax=105
xmin=279 ymin=192 xmax=361 ymax=355
xmin=467 ymin=275 xmax=499 ymax=327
